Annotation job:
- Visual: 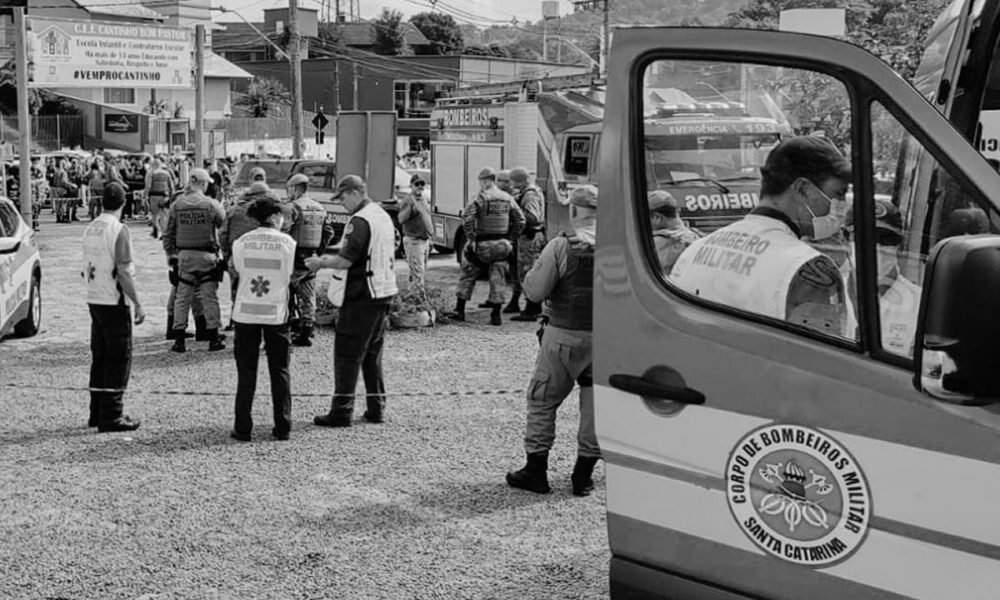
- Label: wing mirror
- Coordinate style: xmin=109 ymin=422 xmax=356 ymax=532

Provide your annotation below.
xmin=0 ymin=239 xmax=21 ymax=254
xmin=916 ymin=235 xmax=1000 ymax=405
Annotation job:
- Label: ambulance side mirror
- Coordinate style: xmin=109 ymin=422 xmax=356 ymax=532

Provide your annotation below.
xmin=916 ymin=235 xmax=1000 ymax=405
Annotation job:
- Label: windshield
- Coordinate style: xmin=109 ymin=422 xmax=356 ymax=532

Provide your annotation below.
xmin=645 ymin=133 xmax=779 ymax=184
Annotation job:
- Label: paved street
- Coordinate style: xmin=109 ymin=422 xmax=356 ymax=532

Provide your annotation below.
xmin=0 ymin=212 xmax=610 ymax=599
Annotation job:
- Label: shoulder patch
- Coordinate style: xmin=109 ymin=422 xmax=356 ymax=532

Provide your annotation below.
xmin=798 ymin=256 xmax=841 ymax=288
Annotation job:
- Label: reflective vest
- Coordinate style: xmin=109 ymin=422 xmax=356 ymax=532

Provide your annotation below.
xmin=880 ymin=273 xmax=921 ymax=356
xmin=475 ymin=187 xmax=514 ymax=238
xmin=231 ymin=227 xmax=296 ymax=325
xmin=344 ymin=202 xmax=398 ymax=301
xmin=290 ymin=195 xmax=327 ymax=251
xmin=670 ymin=214 xmax=822 ymax=320
xmin=225 ymin=201 xmax=258 ymax=251
xmin=546 ymin=235 xmax=594 ymax=331
xmin=517 ymin=185 xmax=545 ymax=234
xmin=173 ymin=192 xmax=219 ymax=251
xmin=82 ymin=214 xmax=132 ymax=305
xmin=149 ymin=169 xmax=171 ymax=195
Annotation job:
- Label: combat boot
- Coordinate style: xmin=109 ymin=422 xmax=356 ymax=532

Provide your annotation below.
xmin=292 ymin=325 xmax=313 ymax=347
xmin=490 ymin=305 xmax=502 ymax=326
xmin=170 ymin=336 xmax=186 ymax=353
xmin=503 ymin=291 xmax=521 ymax=314
xmin=511 ymin=301 xmax=543 ymax=322
xmin=448 ymin=298 xmax=466 ymax=322
xmin=194 ymin=315 xmax=211 ymax=341
xmin=571 ymin=456 xmax=600 ymax=497
xmin=207 ymin=330 xmax=226 ymax=352
xmin=506 ymin=452 xmax=551 ymax=494
xmin=165 ymin=316 xmax=193 ymax=340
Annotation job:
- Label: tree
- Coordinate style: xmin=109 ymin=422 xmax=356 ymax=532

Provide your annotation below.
xmin=373 ymin=8 xmax=407 ymax=56
xmin=234 ymin=78 xmax=291 ymax=118
xmin=410 ymin=12 xmax=464 ymax=55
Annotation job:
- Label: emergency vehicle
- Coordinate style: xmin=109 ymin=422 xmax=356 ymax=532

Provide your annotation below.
xmin=428 ymin=85 xmax=788 ymax=257
xmin=596 ymin=26 xmax=1000 ymax=600
xmin=0 ymin=195 xmax=41 ymax=339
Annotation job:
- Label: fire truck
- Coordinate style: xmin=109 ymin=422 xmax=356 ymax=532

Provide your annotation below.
xmin=428 ymin=81 xmax=791 ymax=256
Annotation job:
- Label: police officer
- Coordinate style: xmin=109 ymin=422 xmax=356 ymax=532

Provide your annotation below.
xmin=145 ymin=158 xmax=175 ymax=239
xmin=82 ymin=182 xmax=144 ymax=432
xmin=508 ymin=167 xmax=546 ymax=320
xmin=670 ymin=136 xmax=852 ymax=335
xmin=306 ymin=175 xmax=398 ymax=428
xmin=163 ymin=168 xmax=227 ymax=352
xmin=219 ymin=180 xmax=278 ymax=330
xmin=506 ymin=185 xmax=599 ymax=496
xmin=286 ymin=172 xmax=335 ymax=346
xmin=497 ymin=169 xmax=514 ymax=195
xmin=648 ymin=190 xmax=701 ymax=275
xmin=480 ymin=169 xmax=516 ymax=310
xmin=449 ymin=167 xmax=525 ymax=326
xmin=230 ymin=197 xmax=297 ymax=442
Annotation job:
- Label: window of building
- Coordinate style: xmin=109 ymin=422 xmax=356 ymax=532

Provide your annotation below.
xmin=104 ymin=88 xmax=135 ymax=105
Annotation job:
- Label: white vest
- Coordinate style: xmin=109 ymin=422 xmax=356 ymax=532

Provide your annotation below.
xmin=232 ymin=227 xmax=296 ymax=325
xmin=82 ymin=214 xmax=132 ymax=306
xmin=670 ymin=214 xmax=822 ymax=320
xmin=881 ymin=274 xmax=921 ymax=356
xmin=329 ymin=202 xmax=398 ymax=306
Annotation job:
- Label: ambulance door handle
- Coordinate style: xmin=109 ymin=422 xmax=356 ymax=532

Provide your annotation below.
xmin=609 ymin=374 xmax=706 ymax=405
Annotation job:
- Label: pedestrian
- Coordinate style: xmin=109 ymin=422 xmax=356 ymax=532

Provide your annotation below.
xmin=397 ymin=172 xmax=433 ymax=288
xmin=81 ymin=182 xmax=145 ymax=432
xmin=145 ymin=158 xmax=175 ymax=238
xmin=230 ymin=196 xmax=297 ymax=442
xmin=306 ymin=175 xmax=398 ymax=428
xmin=508 ymin=167 xmax=546 ymax=321
xmin=506 ymin=185 xmax=599 ymax=496
xmin=163 ymin=168 xmax=227 ymax=352
xmin=220 ymin=179 xmax=278 ymax=331
xmin=285 ymin=172 xmax=335 ymax=347
xmin=648 ymin=190 xmax=701 ymax=275
xmin=448 ymin=167 xmax=525 ymax=326
xmin=670 ymin=136 xmax=852 ymax=335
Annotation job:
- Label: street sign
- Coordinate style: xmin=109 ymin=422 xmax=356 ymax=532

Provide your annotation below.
xmin=0 ymin=142 xmax=13 ymax=161
xmin=312 ymin=111 xmax=329 ymax=131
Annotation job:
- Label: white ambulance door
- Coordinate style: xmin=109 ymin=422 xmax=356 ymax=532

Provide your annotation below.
xmin=596 ymin=28 xmax=1000 ymax=600
xmin=912 ymin=0 xmax=978 ymax=111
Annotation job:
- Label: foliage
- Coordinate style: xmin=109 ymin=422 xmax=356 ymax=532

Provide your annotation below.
xmin=389 ymin=281 xmax=449 ymax=317
xmin=145 ymin=98 xmax=170 ymax=118
xmin=0 ymin=60 xmax=80 ymax=116
xmin=172 ymin=102 xmax=185 ymax=118
xmin=373 ymin=8 xmax=408 ymax=56
xmin=234 ymin=78 xmax=291 ymax=118
xmin=410 ymin=12 xmax=464 ymax=55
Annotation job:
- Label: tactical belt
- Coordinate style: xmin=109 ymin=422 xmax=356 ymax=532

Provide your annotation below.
xmin=177 ymin=246 xmax=216 ymax=252
xmin=476 ymin=234 xmax=507 ymax=242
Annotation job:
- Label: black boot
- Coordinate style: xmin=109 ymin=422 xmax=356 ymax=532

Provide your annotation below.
xmin=194 ymin=315 xmax=210 ymax=341
xmin=207 ymin=329 xmax=226 ymax=351
xmin=165 ymin=315 xmax=175 ymax=340
xmin=511 ymin=301 xmax=543 ymax=322
xmin=490 ymin=304 xmax=502 ymax=326
xmin=478 ymin=301 xmax=493 ymax=308
xmin=170 ymin=335 xmax=186 ymax=353
xmin=503 ymin=291 xmax=521 ymax=314
xmin=292 ymin=324 xmax=313 ymax=347
xmin=571 ymin=456 xmax=600 ymax=497
xmin=449 ymin=298 xmax=466 ymax=322
xmin=506 ymin=452 xmax=551 ymax=494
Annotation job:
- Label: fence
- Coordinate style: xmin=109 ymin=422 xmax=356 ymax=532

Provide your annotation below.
xmin=0 ymin=115 xmax=84 ymax=151
xmin=202 ymin=117 xmax=326 ymax=141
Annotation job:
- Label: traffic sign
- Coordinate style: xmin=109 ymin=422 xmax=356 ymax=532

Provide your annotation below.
xmin=312 ymin=111 xmax=329 ymax=131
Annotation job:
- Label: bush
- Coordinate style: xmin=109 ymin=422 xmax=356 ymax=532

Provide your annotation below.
xmin=313 ymin=279 xmax=453 ymax=328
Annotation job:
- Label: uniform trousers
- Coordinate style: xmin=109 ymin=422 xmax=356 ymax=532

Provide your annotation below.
xmin=290 ymin=269 xmax=317 ymax=326
xmin=403 ymin=236 xmax=430 ymax=287
xmin=149 ymin=193 xmax=168 ymax=236
xmin=330 ymin=301 xmax=390 ymax=418
xmin=172 ymin=250 xmax=221 ymax=331
xmin=88 ymin=304 xmax=133 ymax=424
xmin=524 ymin=324 xmax=600 ymax=458
xmin=167 ymin=281 xmax=204 ymax=320
xmin=233 ymin=322 xmax=292 ymax=436
xmin=516 ymin=231 xmax=546 ymax=291
xmin=456 ymin=239 xmax=512 ymax=305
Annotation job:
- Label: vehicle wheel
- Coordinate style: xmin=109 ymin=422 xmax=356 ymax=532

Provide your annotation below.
xmin=394 ymin=226 xmax=405 ymax=259
xmin=14 ymin=273 xmax=41 ymax=338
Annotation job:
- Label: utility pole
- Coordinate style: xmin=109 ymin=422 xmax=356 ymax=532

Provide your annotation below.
xmin=194 ymin=25 xmax=205 ymax=168
xmin=289 ymin=0 xmax=304 ymax=159
xmin=333 ymin=0 xmax=342 ymax=114
xmin=600 ymin=0 xmax=610 ymax=77
xmin=13 ymin=8 xmax=31 ymax=222
xmin=352 ymin=62 xmax=359 ymax=110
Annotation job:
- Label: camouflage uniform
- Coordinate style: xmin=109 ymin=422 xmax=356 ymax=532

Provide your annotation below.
xmin=654 ymin=223 xmax=701 ymax=275
xmin=455 ymin=184 xmax=525 ymax=305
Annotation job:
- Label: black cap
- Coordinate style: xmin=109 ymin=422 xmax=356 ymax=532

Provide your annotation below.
xmin=410 ymin=173 xmax=425 ymax=186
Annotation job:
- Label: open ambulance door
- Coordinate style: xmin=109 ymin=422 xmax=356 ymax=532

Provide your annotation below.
xmin=596 ymin=27 xmax=1000 ymax=600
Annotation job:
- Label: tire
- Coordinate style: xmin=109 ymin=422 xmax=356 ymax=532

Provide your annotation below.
xmin=14 ymin=272 xmax=41 ymax=338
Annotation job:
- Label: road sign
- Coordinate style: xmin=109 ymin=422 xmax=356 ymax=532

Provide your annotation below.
xmin=312 ymin=111 xmax=329 ymax=131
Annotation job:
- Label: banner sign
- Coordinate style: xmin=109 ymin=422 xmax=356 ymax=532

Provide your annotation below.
xmin=27 ymin=17 xmax=193 ymax=89
xmin=104 ymin=114 xmax=138 ymax=134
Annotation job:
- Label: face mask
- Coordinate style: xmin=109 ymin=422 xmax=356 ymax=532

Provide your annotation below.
xmin=804 ymin=182 xmax=848 ymax=241
xmin=877 ymin=245 xmax=898 ymax=281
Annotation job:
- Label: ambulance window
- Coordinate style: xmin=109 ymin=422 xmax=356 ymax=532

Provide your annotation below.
xmin=645 ymin=58 xmax=858 ymax=343
xmin=564 ymin=136 xmax=592 ymax=176
xmin=865 ymin=101 xmax=999 ymax=359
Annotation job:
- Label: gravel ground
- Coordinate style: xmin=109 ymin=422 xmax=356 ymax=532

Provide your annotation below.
xmin=0 ymin=215 xmax=610 ymax=600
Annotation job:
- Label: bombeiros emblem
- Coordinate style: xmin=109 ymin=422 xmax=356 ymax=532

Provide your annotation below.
xmin=725 ymin=424 xmax=872 ymax=567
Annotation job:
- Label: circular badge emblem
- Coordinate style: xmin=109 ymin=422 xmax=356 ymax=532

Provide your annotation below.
xmin=725 ymin=424 xmax=872 ymax=567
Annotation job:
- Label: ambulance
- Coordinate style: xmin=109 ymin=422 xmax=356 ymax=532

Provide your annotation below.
xmin=596 ymin=26 xmax=1000 ymax=600
xmin=0 ymin=195 xmax=41 ymax=340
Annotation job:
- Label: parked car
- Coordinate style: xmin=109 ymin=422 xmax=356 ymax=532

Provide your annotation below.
xmin=0 ymin=194 xmax=41 ymax=339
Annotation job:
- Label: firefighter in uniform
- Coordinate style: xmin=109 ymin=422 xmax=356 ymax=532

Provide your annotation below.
xmin=670 ymin=137 xmax=852 ymax=336
xmin=506 ymin=184 xmax=600 ymax=496
xmin=219 ymin=181 xmax=277 ymax=330
xmin=648 ymin=190 xmax=701 ymax=275
xmin=146 ymin=158 xmax=175 ymax=239
xmin=286 ymin=172 xmax=335 ymax=346
xmin=449 ymin=167 xmax=525 ymax=326
xmin=163 ymin=168 xmax=227 ymax=352
xmin=508 ymin=167 xmax=546 ymax=320
xmin=230 ymin=197 xmax=297 ymax=442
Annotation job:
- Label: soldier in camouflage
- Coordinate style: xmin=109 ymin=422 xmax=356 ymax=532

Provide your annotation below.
xmin=449 ymin=167 xmax=525 ymax=326
xmin=508 ymin=167 xmax=546 ymax=321
xmin=480 ymin=169 xmax=516 ymax=310
xmin=648 ymin=190 xmax=701 ymax=275
xmin=286 ymin=173 xmax=335 ymax=346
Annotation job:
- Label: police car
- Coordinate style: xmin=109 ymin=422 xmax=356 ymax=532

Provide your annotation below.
xmin=0 ymin=195 xmax=41 ymax=339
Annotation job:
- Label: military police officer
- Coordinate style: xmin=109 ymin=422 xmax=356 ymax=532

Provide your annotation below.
xmin=506 ymin=185 xmax=600 ymax=496
xmin=449 ymin=167 xmax=525 ymax=326
xmin=508 ymin=167 xmax=546 ymax=320
xmin=286 ymin=172 xmax=335 ymax=346
xmin=163 ymin=168 xmax=227 ymax=352
xmin=648 ymin=190 xmax=701 ymax=275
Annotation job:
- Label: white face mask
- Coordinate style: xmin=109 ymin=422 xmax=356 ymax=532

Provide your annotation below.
xmin=804 ymin=182 xmax=848 ymax=241
xmin=877 ymin=245 xmax=898 ymax=281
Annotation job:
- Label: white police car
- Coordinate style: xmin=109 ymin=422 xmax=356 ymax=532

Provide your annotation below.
xmin=0 ymin=195 xmax=41 ymax=339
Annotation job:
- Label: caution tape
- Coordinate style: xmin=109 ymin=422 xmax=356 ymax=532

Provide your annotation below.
xmin=2 ymin=383 xmax=526 ymax=399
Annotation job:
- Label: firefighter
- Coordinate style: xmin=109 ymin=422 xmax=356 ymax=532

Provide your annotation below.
xmin=648 ymin=190 xmax=701 ymax=275
xmin=449 ymin=167 xmax=525 ymax=326
xmin=508 ymin=167 xmax=546 ymax=320
xmin=506 ymin=185 xmax=600 ymax=496
xmin=286 ymin=172 xmax=335 ymax=346
xmin=163 ymin=168 xmax=227 ymax=352
xmin=220 ymin=180 xmax=280 ymax=331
